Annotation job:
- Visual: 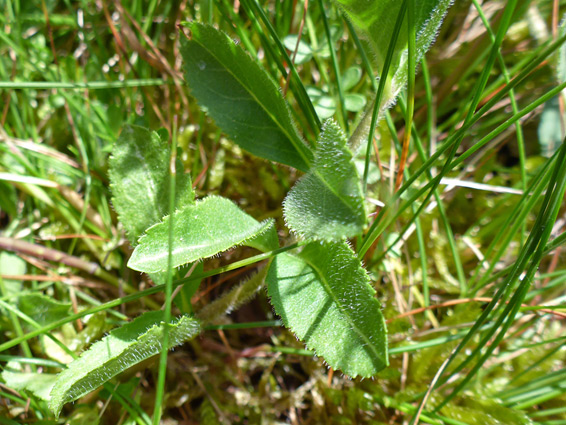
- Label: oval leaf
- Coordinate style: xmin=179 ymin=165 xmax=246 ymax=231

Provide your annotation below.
xmin=180 ymin=22 xmax=313 ymax=171
xmin=266 ymin=241 xmax=388 ymax=377
xmin=128 ymin=196 xmax=276 ymax=273
xmin=49 ymin=312 xmax=201 ymax=417
xmin=109 ymin=125 xmax=195 ymax=244
xmin=283 ymin=120 xmax=366 ymax=241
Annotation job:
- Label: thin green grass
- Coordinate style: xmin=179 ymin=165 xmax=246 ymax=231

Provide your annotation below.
xmin=2 ymin=1 xmax=566 ymax=423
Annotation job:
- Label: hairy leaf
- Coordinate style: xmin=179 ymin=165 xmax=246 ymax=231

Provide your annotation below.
xmin=49 ymin=312 xmax=201 ymax=417
xmin=181 ymin=22 xmax=313 ymax=171
xmin=109 ymin=125 xmax=195 ymax=244
xmin=335 ymin=0 xmax=452 ymax=104
xmin=128 ymin=196 xmax=276 ymax=273
xmin=266 ymin=241 xmax=387 ymax=377
xmin=197 ymin=266 xmax=268 ymax=324
xmin=284 ymin=121 xmax=366 ymax=240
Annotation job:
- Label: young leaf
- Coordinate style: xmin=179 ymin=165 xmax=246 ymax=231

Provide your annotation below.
xmin=49 ymin=312 xmax=201 ymax=417
xmin=128 ymin=196 xmax=275 ymax=273
xmin=197 ymin=266 xmax=268 ymax=324
xmin=266 ymin=241 xmax=388 ymax=377
xmin=335 ymin=0 xmax=452 ymax=104
xmin=283 ymin=120 xmax=366 ymax=241
xmin=109 ymin=125 xmax=195 ymax=244
xmin=180 ymin=22 xmax=313 ymax=172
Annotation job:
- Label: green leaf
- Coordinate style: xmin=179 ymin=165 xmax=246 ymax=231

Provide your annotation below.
xmin=180 ymin=22 xmax=313 ymax=171
xmin=266 ymin=241 xmax=388 ymax=377
xmin=345 ymin=93 xmax=366 ymax=112
xmin=283 ymin=35 xmax=313 ymax=65
xmin=283 ymin=120 xmax=366 ymax=241
xmin=341 ymin=66 xmax=362 ymax=91
xmin=1 ymin=370 xmax=57 ymax=401
xmin=109 ymin=124 xmax=195 ymax=244
xmin=49 ymin=312 xmax=201 ymax=417
xmin=17 ymin=294 xmax=70 ymax=328
xmin=0 ymin=252 xmax=26 ymax=296
xmin=334 ymin=0 xmax=452 ymax=101
xmin=128 ymin=196 xmax=276 ymax=273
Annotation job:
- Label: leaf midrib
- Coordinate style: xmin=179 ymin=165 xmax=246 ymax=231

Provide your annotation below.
xmin=301 ymin=253 xmax=383 ymax=367
xmin=189 ymin=26 xmax=312 ymax=170
xmin=310 ymin=166 xmax=364 ymax=221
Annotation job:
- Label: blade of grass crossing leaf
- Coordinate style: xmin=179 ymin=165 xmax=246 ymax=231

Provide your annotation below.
xmin=239 ymin=13 xmax=313 ymax=135
xmin=0 ymin=299 xmax=144 ymax=422
xmin=0 ymin=298 xmax=75 ymax=357
xmin=0 ymin=278 xmax=34 ymax=368
xmin=318 ymin=0 xmax=348 ymax=132
xmin=181 ymin=23 xmax=313 ymax=171
xmin=49 ymin=312 xmax=201 ymax=417
xmin=362 ymin=0 xmax=407 ymax=194
xmin=127 ymin=196 xmax=277 ymax=273
xmin=152 ymin=122 xmax=177 ymax=425
xmin=240 ymin=0 xmax=321 ymax=134
xmin=344 ymin=18 xmax=378 ymax=91
xmin=0 ymin=243 xmax=306 ymax=354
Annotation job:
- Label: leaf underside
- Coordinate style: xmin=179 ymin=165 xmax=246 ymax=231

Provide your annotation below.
xmin=109 ymin=125 xmax=195 ymax=244
xmin=180 ymin=22 xmax=313 ymax=172
xmin=49 ymin=312 xmax=201 ymax=417
xmin=128 ymin=195 xmax=276 ymax=273
xmin=284 ymin=120 xmax=366 ymax=241
xmin=266 ymin=241 xmax=388 ymax=378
